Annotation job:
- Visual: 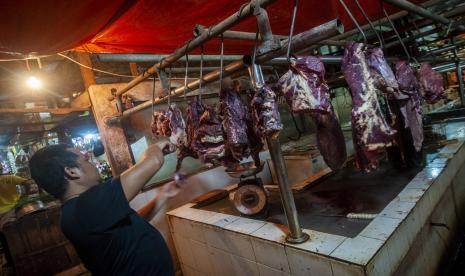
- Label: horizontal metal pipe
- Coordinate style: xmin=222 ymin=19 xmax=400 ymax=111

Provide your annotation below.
xmin=209 ymin=28 xmax=346 ymax=46
xmin=97 ymin=54 xmax=244 ymax=63
xmin=114 ymin=0 xmax=275 ymax=97
xmin=382 ymin=0 xmax=465 ymax=32
xmin=105 ymin=19 xmax=344 ymax=124
xmin=254 ymin=19 xmax=344 ymax=63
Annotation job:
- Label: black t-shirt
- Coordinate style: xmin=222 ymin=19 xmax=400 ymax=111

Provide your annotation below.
xmin=61 ymin=177 xmax=174 ymax=276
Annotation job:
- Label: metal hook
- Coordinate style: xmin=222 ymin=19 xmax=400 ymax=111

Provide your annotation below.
xmin=338 ymin=0 xmax=367 ymax=44
xmin=353 ymin=0 xmax=383 ymax=47
xmin=286 ymin=0 xmax=299 ymax=62
xmin=199 ymin=44 xmax=205 ymax=101
xmin=251 ymin=28 xmax=260 ymax=86
xmin=219 ymin=34 xmax=225 ymax=94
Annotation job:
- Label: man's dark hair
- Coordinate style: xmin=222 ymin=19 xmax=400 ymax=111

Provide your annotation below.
xmin=29 ymin=144 xmax=79 ymax=199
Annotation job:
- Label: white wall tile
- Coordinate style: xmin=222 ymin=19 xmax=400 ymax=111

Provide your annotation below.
xmin=396 ymin=188 xmax=425 ymax=203
xmin=251 ymin=222 xmax=287 ymax=243
xmin=224 ymin=217 xmax=266 ymax=234
xmin=170 ymin=217 xmax=206 ymax=243
xmin=257 ymin=263 xmax=290 ymax=276
xmin=330 ymin=236 xmax=383 ymax=265
xmin=204 ymin=226 xmax=256 ymax=260
xmin=288 ymin=229 xmax=346 ymax=255
xmin=359 ymin=217 xmax=401 ymax=241
xmin=379 ymin=200 xmax=415 ymax=220
xmin=173 ymin=234 xmax=196 ymax=268
xmin=191 ymin=239 xmax=214 ymax=275
xmin=208 ymin=246 xmax=235 ymax=276
xmin=330 ymin=260 xmax=364 ymax=276
xmin=204 ymin=213 xmax=240 ymax=228
xmin=252 ymin=238 xmax=290 ymax=273
xmin=285 ymin=247 xmax=333 ymax=276
xmin=230 ymin=254 xmax=260 ymax=276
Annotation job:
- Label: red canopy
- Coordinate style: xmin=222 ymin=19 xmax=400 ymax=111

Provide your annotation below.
xmin=0 ymin=0 xmax=426 ymax=57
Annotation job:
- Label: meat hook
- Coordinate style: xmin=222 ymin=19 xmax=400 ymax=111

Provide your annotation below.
xmin=353 ymin=0 xmax=383 ymax=47
xmin=199 ymin=44 xmax=205 ymax=101
xmin=286 ymin=0 xmax=299 ymax=63
xmin=338 ymin=0 xmax=367 ymax=44
xmin=219 ymin=34 xmax=225 ymax=94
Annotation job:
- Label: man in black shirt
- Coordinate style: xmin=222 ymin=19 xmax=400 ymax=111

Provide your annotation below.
xmin=29 ymin=141 xmax=175 ymax=275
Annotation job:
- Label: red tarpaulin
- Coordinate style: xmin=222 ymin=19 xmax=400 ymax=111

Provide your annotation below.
xmin=0 ymin=0 xmax=427 ymax=58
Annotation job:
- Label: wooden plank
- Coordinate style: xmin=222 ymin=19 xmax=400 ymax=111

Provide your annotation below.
xmin=88 ymin=83 xmax=134 ymax=175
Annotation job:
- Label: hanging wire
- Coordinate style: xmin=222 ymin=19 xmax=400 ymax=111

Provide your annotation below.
xmin=219 ymin=34 xmax=225 ymax=94
xmin=338 ymin=0 xmax=367 ymax=44
xmin=380 ymin=1 xmax=406 ymax=56
xmin=250 ymin=29 xmax=260 ymax=85
xmin=167 ymin=65 xmax=172 ymax=106
xmin=353 ymin=0 xmax=383 ymax=47
xmin=199 ymin=44 xmax=205 ymax=101
xmin=58 ymin=53 xmax=135 ymax=78
xmin=151 ymin=73 xmax=157 ymax=115
xmin=286 ymin=0 xmax=299 ymax=62
xmin=183 ymin=40 xmax=193 ymax=101
xmin=380 ymin=1 xmax=417 ymax=64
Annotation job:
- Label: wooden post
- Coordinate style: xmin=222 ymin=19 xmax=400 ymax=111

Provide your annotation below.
xmin=76 ymin=52 xmax=133 ymax=175
xmin=76 ymin=53 xmax=96 ymax=87
xmin=88 ymin=84 xmax=134 ymax=175
xmin=129 ymin=63 xmax=139 ymax=76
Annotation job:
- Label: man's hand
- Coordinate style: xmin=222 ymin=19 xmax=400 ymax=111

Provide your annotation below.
xmin=121 ymin=139 xmax=175 ymax=201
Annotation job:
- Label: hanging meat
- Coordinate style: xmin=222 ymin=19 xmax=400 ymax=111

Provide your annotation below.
xmin=220 ymin=81 xmax=253 ymax=161
xmin=342 ymin=42 xmax=396 ymax=172
xmin=278 ymin=56 xmax=347 ymax=171
xmin=151 ymin=110 xmax=171 ymax=137
xmin=279 ymin=56 xmax=332 ymax=114
xmin=251 ymin=84 xmax=283 ymax=139
xmin=193 ymin=101 xmax=226 ymax=164
xmin=220 ymin=79 xmax=264 ymax=168
xmin=365 ymin=47 xmax=406 ymax=100
xmin=395 ymin=60 xmax=424 ymax=153
xmin=417 ymin=63 xmax=446 ymax=104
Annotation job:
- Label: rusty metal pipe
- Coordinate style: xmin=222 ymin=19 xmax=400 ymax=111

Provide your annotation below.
xmin=114 ymin=0 xmax=276 ymax=98
xmin=254 ymin=19 xmax=344 ymax=63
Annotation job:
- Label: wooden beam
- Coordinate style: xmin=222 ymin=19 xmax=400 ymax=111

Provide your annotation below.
xmin=0 ymin=107 xmax=88 ymax=115
xmin=77 ymin=53 xmax=96 ymax=87
xmin=88 ymin=84 xmax=134 ymax=175
xmin=129 ymin=63 xmax=139 ymax=76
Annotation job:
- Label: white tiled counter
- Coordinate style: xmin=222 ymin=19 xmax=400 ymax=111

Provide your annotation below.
xmin=167 ymin=138 xmax=465 ymax=276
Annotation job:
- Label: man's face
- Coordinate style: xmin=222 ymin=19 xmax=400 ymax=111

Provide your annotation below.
xmin=67 ymin=148 xmax=101 ymax=187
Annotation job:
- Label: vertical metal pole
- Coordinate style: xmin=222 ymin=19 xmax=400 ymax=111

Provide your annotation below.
xmin=249 ymin=64 xmax=309 ymax=244
xmin=454 ymin=49 xmax=465 ymax=107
